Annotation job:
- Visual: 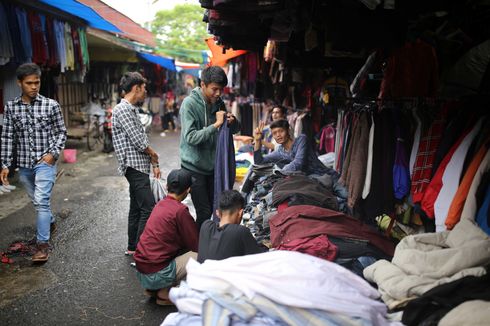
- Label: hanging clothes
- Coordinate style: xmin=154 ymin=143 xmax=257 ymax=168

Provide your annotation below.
xmin=0 ymin=3 xmax=14 ymax=65
xmin=392 ymin=111 xmax=411 ymax=200
xmin=15 ymin=7 xmax=32 ymax=62
xmin=411 ymin=106 xmax=448 ymax=204
xmin=445 ymin=141 xmax=490 ymax=229
xmin=409 ymin=107 xmax=421 ymax=176
xmin=64 ymin=22 xmax=75 ymax=70
xmin=461 ymin=149 xmax=490 ymax=220
xmin=318 ymin=124 xmax=335 ymax=154
xmin=475 ymin=183 xmax=490 ymax=235
xmin=213 ymin=123 xmax=236 ymax=221
xmin=433 ymin=118 xmax=483 ymax=230
xmin=27 ymin=11 xmax=49 ymax=64
xmin=362 ymin=113 xmax=375 ymax=199
xmin=53 ymin=20 xmax=67 ymax=72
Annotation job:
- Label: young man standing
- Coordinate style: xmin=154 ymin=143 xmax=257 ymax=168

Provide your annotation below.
xmin=179 ymin=66 xmax=240 ymax=230
xmin=197 ymin=190 xmax=266 ymax=263
xmin=1 ymin=63 xmax=67 ymax=262
xmin=134 ymin=169 xmax=198 ymax=305
xmin=112 ymin=72 xmax=161 ymax=256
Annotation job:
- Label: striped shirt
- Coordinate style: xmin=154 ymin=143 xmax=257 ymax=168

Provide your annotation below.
xmin=112 ymin=99 xmax=151 ymax=175
xmin=1 ymin=94 xmax=67 ymax=169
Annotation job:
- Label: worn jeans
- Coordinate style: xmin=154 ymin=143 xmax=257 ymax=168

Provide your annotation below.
xmin=125 ymin=167 xmax=155 ymax=251
xmin=19 ymin=162 xmax=57 ymax=243
xmin=184 ymin=169 xmax=214 ymax=231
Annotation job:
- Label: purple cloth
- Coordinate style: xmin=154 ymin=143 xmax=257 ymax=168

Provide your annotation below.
xmin=213 ymin=123 xmax=236 ymax=220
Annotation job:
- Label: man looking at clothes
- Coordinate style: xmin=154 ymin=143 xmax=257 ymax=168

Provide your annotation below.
xmin=112 ymin=72 xmax=161 ymax=256
xmin=197 ymin=190 xmax=267 ymax=263
xmin=133 ymin=169 xmax=198 ymax=306
xmin=254 ymin=119 xmax=329 ymax=176
xmin=179 ymin=66 xmax=240 ymax=230
xmin=1 ymin=63 xmax=67 ymax=262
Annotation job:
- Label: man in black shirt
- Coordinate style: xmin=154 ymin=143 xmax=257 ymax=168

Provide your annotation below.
xmin=198 ymin=190 xmax=266 ymax=263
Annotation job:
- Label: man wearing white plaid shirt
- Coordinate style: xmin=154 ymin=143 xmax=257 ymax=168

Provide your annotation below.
xmin=1 ymin=63 xmax=67 ymax=263
xmin=112 ymin=72 xmax=161 ymax=256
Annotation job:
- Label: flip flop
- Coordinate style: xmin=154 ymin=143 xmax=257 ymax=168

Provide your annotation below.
xmin=156 ymin=295 xmax=175 ymax=306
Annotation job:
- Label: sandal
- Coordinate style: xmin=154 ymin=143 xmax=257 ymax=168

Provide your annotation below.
xmin=156 ymin=296 xmax=175 ymax=306
xmin=125 ymin=250 xmax=135 ymax=256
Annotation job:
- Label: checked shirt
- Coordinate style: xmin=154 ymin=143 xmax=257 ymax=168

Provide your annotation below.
xmin=112 ymin=99 xmax=151 ymax=175
xmin=1 ymin=94 xmax=67 ymax=169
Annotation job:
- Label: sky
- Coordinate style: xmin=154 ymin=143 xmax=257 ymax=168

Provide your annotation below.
xmin=101 ymin=0 xmax=200 ymax=27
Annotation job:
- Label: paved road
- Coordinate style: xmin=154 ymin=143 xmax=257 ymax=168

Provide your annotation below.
xmin=0 ymin=130 xmax=183 ymax=326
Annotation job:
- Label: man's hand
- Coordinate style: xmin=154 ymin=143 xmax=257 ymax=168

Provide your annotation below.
xmin=213 ymin=111 xmax=226 ymax=129
xmin=0 ymin=168 xmax=9 ymax=185
xmin=253 ymin=121 xmax=265 ymax=142
xmin=153 ymin=167 xmax=161 ymax=179
xmin=42 ymin=153 xmax=56 ymax=166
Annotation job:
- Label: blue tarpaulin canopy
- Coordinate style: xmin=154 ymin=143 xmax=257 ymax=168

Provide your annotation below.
xmin=39 ymin=0 xmax=121 ymax=33
xmin=138 ymin=52 xmax=177 ymax=71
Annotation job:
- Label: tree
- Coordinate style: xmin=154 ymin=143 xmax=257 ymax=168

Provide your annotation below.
xmin=152 ymin=4 xmax=208 ymax=63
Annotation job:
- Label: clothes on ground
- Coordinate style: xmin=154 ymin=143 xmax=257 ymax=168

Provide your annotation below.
xmin=364 ymin=219 xmax=490 ymax=309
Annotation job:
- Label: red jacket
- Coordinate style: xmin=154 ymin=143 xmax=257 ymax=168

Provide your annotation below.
xmin=270 ymin=205 xmax=395 ymax=257
xmin=134 ymin=196 xmax=198 ymax=274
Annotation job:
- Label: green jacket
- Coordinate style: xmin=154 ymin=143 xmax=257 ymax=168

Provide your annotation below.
xmin=179 ymin=87 xmax=240 ymax=175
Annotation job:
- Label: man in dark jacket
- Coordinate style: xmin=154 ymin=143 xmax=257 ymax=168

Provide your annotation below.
xmin=133 ymin=169 xmax=198 ymax=306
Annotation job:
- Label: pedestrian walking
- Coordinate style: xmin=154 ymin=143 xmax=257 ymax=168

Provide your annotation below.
xmin=112 ymin=71 xmax=161 ymax=256
xmin=179 ymin=66 xmax=240 ymax=230
xmin=0 ymin=63 xmax=67 ymax=262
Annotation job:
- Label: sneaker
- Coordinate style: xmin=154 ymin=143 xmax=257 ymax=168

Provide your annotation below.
xmin=32 ymin=243 xmax=50 ymax=262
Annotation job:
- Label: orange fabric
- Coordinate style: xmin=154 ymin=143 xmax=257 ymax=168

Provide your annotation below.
xmin=445 ymin=141 xmax=490 ymax=229
xmin=205 ymin=38 xmax=246 ymax=67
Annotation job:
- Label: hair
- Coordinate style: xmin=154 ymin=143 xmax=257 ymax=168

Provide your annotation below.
xmin=201 ymin=66 xmax=228 ymax=87
xmin=119 ymin=72 xmax=147 ymax=94
xmin=270 ymin=119 xmax=290 ymax=131
xmin=272 ymin=105 xmax=287 ymax=117
xmin=167 ymin=182 xmax=186 ymax=195
xmin=16 ymin=63 xmax=41 ymax=81
xmin=218 ymin=190 xmax=245 ymax=212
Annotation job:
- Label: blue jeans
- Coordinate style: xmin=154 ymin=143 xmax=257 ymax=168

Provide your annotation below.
xmin=19 ymin=162 xmax=57 ymax=243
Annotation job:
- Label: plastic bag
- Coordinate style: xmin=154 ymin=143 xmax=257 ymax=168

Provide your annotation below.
xmin=150 ymin=177 xmax=167 ymax=202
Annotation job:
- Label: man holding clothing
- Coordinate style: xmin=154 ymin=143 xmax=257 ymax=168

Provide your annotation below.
xmin=179 ymin=66 xmax=240 ymax=230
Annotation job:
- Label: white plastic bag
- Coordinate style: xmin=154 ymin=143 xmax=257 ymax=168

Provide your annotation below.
xmin=150 ymin=177 xmax=167 ymax=202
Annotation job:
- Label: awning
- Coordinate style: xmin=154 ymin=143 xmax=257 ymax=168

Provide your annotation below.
xmin=138 ymin=52 xmax=177 ymax=71
xmin=39 ymin=0 xmax=121 ymax=33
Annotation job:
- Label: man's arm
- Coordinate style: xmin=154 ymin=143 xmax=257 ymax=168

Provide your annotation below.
xmin=1 ymin=105 xmax=14 ymax=184
xmin=240 ymin=227 xmax=268 ymax=255
xmin=47 ymin=102 xmax=67 ymax=161
xmin=180 ymin=101 xmax=224 ymax=146
xmin=178 ymin=207 xmax=199 ymax=252
xmin=282 ymin=136 xmax=307 ymax=172
xmin=1 ymin=105 xmax=14 ymax=170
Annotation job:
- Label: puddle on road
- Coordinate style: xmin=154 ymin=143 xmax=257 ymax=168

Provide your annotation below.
xmin=0 ymin=264 xmax=58 ymax=308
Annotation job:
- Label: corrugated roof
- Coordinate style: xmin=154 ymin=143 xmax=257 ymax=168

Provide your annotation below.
xmin=77 ymin=0 xmax=156 ymax=47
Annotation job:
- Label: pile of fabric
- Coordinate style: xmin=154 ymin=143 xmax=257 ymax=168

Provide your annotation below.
xmin=162 ymin=251 xmax=402 ymax=326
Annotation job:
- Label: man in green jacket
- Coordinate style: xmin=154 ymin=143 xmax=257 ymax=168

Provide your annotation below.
xmin=179 ymin=66 xmax=240 ymax=230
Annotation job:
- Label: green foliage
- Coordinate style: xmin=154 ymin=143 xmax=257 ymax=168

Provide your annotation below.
xmin=152 ymin=4 xmax=208 ymax=63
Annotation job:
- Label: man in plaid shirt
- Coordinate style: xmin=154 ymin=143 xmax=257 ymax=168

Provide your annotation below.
xmin=1 ymin=63 xmax=67 ymax=262
xmin=112 ymin=72 xmax=161 ymax=256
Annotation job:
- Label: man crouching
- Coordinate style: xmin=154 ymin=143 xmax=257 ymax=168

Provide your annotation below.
xmin=133 ymin=169 xmax=198 ymax=305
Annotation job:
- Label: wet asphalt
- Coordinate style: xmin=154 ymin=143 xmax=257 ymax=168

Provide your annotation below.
xmin=0 ymin=129 xmax=183 ymax=326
